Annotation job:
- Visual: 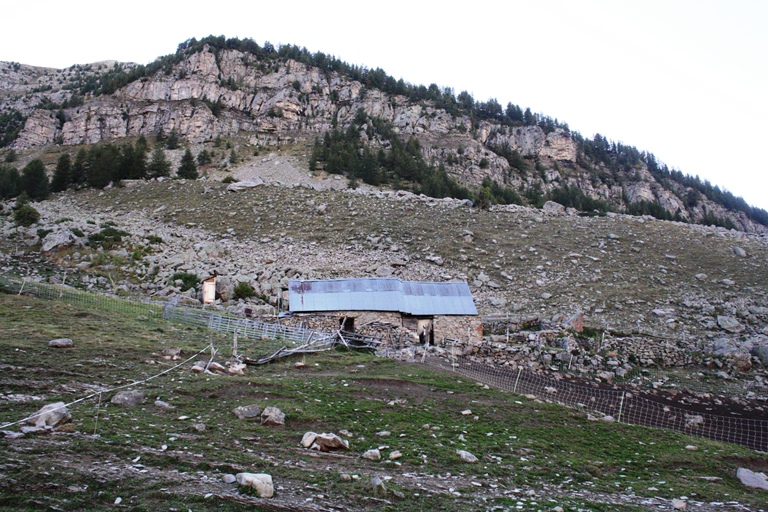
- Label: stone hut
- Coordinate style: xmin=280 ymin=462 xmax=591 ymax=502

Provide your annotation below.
xmin=285 ymin=278 xmax=481 ymax=345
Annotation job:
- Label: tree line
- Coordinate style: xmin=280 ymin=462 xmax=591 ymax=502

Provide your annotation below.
xmin=310 ymin=109 xmax=471 ymax=200
xmin=0 ymin=135 xmax=200 ymax=202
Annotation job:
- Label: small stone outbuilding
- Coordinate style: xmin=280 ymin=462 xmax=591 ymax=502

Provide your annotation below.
xmin=285 ymin=278 xmax=481 ymax=345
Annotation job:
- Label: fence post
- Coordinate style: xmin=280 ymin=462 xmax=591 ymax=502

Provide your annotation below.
xmin=451 ymin=339 xmax=456 ymax=370
xmin=617 ymin=393 xmax=625 ymax=423
xmin=513 ymin=367 xmax=522 ymax=394
xmin=233 ymin=327 xmax=238 ymax=358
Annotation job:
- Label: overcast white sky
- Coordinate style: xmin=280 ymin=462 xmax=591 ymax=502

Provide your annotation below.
xmin=4 ymin=0 xmax=767 ymax=210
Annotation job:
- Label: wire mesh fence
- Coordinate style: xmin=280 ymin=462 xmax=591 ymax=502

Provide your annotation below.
xmin=0 ymin=274 xmax=164 ymax=318
xmin=419 ymin=350 xmax=768 ymax=452
xmin=161 ymin=303 xmax=329 ymax=346
xmin=1 ymin=273 xmax=334 ymax=356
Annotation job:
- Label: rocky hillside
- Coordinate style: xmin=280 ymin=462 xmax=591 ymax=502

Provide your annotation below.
xmin=1 ymin=37 xmax=766 ymax=232
xmin=2 ymin=163 xmax=768 ymax=374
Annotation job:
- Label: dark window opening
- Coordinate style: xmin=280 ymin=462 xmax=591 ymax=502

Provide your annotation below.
xmin=340 ymin=317 xmax=354 ymax=332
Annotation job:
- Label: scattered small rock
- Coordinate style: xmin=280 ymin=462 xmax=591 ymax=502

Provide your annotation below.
xmin=190 ymin=361 xmax=207 ymax=373
xmin=154 ymin=400 xmax=175 ymax=410
xmin=233 ymin=404 xmax=262 ymax=420
xmin=736 ymin=467 xmax=768 ymax=491
xmin=27 ymin=402 xmax=71 ymax=428
xmin=208 ymin=362 xmax=227 ymax=373
xmin=227 ymin=362 xmax=246 ymax=376
xmin=111 ymin=390 xmax=145 ymax=408
xmin=456 ymin=450 xmax=478 ymax=463
xmin=717 ymin=315 xmax=744 ymax=333
xmin=236 ymin=472 xmax=274 ymax=498
xmin=363 ymin=448 xmax=381 ymax=460
xmin=48 ymin=338 xmax=73 ymax=348
xmin=371 ymin=475 xmax=387 ymax=496
xmin=671 ymin=498 xmax=687 ymax=510
xmin=261 ymin=406 xmax=285 ymax=426
xmin=302 ymin=432 xmax=349 ymax=451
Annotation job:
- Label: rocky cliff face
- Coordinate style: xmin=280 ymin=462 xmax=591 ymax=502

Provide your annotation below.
xmin=1 ymin=46 xmax=764 ymax=233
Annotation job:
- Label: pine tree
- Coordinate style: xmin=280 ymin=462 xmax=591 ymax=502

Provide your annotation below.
xmin=70 ymin=148 xmax=88 ymax=186
xmin=196 ymin=149 xmax=212 ymax=166
xmin=147 ymin=145 xmax=171 ymax=178
xmin=20 ymin=159 xmax=49 ymax=200
xmin=177 ymin=148 xmax=198 ymax=179
xmin=50 ymin=153 xmax=72 ymax=192
xmin=0 ymin=165 xmax=20 ymax=199
xmin=165 ymin=128 xmax=180 ymax=150
xmin=86 ymin=144 xmax=119 ymax=189
xmin=132 ymin=136 xmax=149 ymax=179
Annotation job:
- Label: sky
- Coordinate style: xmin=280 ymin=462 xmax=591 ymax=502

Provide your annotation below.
xmin=3 ymin=0 xmax=767 ymax=210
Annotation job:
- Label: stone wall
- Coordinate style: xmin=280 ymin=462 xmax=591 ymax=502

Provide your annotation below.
xmin=283 ymin=311 xmax=482 ymax=345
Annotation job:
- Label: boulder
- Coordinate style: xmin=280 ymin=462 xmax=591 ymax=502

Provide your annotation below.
xmin=564 ymin=311 xmax=584 ymax=332
xmin=302 ymin=432 xmax=349 ymax=451
xmin=362 ymin=448 xmax=381 ymax=460
xmin=751 ymin=345 xmax=768 ymax=366
xmin=27 ymin=402 xmax=71 ymax=428
xmin=48 ymin=338 xmax=74 ymax=348
xmin=543 ymin=201 xmax=566 ymax=216
xmin=41 ymin=230 xmax=82 ymax=253
xmin=736 ymin=468 xmax=768 ymax=491
xmin=236 ymin=472 xmax=274 ymax=498
xmin=111 ymin=390 xmax=145 ymax=407
xmin=717 ymin=315 xmax=745 ymax=333
xmin=456 ymin=449 xmax=478 ymax=463
xmin=260 ymin=406 xmax=285 ymax=426
xmin=215 ymin=276 xmax=235 ymax=302
xmin=233 ymin=404 xmax=262 ymax=420
xmin=731 ymin=246 xmax=748 ymax=258
xmin=226 ymin=178 xmax=264 ymax=192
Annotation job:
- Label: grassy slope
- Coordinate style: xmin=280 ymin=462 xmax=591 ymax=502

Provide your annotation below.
xmin=1 ymin=293 xmax=767 ymax=511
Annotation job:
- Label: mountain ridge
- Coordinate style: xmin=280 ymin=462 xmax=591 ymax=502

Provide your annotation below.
xmin=1 ymin=36 xmax=766 ymax=232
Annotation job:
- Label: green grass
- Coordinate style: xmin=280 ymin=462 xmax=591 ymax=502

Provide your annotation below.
xmin=1 ymin=292 xmax=767 ymax=511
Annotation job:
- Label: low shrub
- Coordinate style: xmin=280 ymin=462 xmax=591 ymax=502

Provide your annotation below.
xmin=13 ymin=204 xmax=40 ymax=227
xmin=234 ymin=281 xmax=256 ymax=300
xmin=171 ymin=272 xmax=198 ymax=292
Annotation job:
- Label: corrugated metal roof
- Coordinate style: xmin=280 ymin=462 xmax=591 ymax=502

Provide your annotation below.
xmin=288 ymin=278 xmax=477 ymax=316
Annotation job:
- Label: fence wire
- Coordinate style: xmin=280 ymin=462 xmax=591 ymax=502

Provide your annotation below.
xmin=161 ymin=303 xmax=329 ymax=346
xmin=0 ymin=274 xmax=164 ymax=317
xmin=420 ymin=351 xmax=768 ymax=453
